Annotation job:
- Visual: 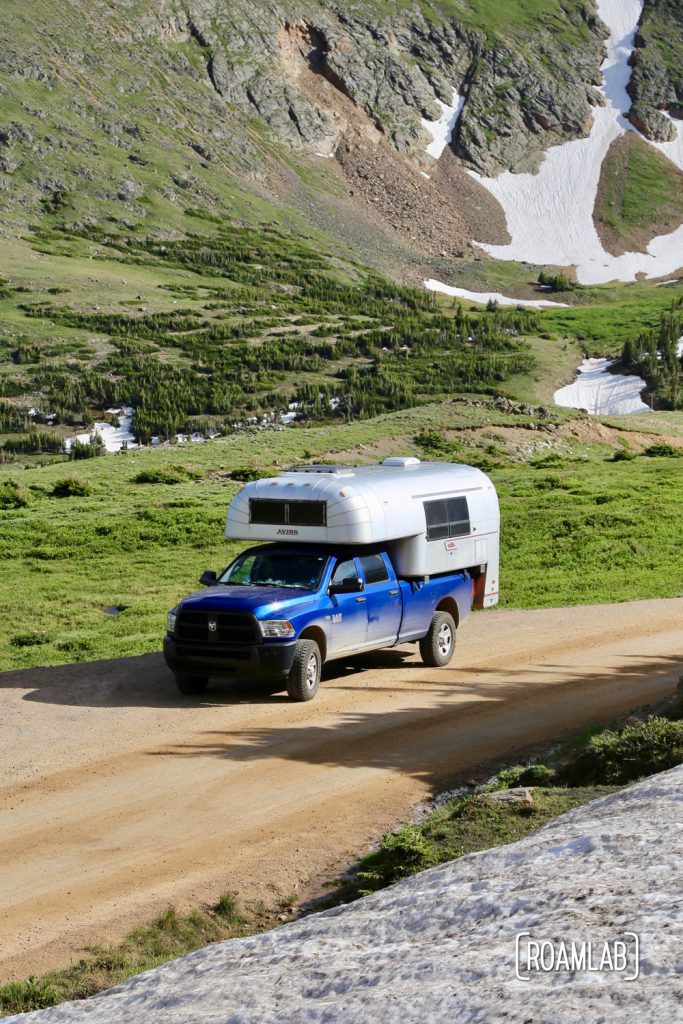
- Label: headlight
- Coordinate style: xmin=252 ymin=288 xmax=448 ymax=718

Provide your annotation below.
xmin=260 ymin=619 xmax=296 ymax=639
xmin=167 ymin=610 xmax=178 ymax=635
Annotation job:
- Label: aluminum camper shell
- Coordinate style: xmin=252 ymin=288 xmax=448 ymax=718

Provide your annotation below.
xmin=226 ymin=457 xmax=499 ymax=607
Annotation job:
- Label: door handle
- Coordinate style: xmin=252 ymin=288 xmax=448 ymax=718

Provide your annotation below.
xmin=389 ymin=589 xmax=399 ymax=596
xmin=356 ymin=596 xmax=366 ymax=603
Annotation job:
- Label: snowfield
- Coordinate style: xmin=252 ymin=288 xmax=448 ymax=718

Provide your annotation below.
xmin=425 ymin=0 xmax=683 ymax=304
xmin=64 ymin=408 xmax=137 ymax=454
xmin=424 ymin=279 xmax=570 ymax=309
xmin=11 ymin=767 xmax=683 ymax=1024
xmin=471 ymin=0 xmax=683 ymax=286
xmin=554 ymin=359 xmax=651 ymax=415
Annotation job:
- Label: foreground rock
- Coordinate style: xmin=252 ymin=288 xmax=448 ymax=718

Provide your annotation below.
xmin=12 ymin=767 xmax=682 ymax=1023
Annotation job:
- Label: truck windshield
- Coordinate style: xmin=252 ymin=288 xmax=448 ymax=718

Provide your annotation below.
xmin=219 ymin=552 xmax=327 ymax=591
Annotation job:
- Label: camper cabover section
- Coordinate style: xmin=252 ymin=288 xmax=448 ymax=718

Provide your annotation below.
xmin=226 ymin=457 xmax=499 ymax=607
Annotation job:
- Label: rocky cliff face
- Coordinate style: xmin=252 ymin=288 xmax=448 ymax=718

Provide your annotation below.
xmin=628 ymin=0 xmax=683 ymax=141
xmin=175 ymin=0 xmax=607 ymax=176
xmin=0 ymin=1 xmax=632 ymax=276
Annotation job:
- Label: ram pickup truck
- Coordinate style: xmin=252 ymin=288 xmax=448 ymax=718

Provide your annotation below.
xmin=163 ymin=543 xmax=473 ymax=701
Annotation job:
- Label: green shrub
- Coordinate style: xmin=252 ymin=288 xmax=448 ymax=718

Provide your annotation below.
xmin=356 ymin=824 xmax=441 ymax=892
xmin=0 ymin=478 xmax=29 ymax=509
xmin=228 ymin=467 xmax=271 ymax=482
xmin=10 ymin=631 xmax=50 ymax=648
xmin=498 ymin=763 xmax=556 ymax=787
xmin=611 ymin=447 xmax=636 ymax=462
xmin=133 ymin=465 xmax=194 ymax=485
xmin=642 ymin=442 xmax=682 ymax=458
xmin=52 ymin=475 xmax=92 ymax=498
xmin=0 ymin=977 xmax=59 ymax=1014
xmin=588 ymin=716 xmax=683 ymax=784
xmin=529 ymin=453 xmax=565 ymax=469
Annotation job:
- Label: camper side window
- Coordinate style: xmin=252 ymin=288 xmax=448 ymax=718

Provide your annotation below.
xmin=424 ymin=497 xmax=470 ymax=541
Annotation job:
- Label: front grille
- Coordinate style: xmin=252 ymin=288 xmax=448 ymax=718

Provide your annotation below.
xmin=176 ymin=611 xmax=259 ymax=644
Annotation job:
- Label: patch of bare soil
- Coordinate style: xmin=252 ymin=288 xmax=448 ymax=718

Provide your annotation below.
xmin=560 ymin=416 xmax=683 ymax=451
xmin=594 ymin=133 xmax=683 ymax=256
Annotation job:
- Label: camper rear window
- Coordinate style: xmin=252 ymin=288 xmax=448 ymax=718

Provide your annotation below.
xmin=249 ymin=499 xmax=327 ymax=527
xmin=424 ymin=497 xmax=470 ymax=540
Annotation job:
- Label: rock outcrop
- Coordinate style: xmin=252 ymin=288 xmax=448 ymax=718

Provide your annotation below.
xmin=628 ymin=0 xmax=683 ymax=141
xmin=173 ymin=0 xmax=608 ymax=176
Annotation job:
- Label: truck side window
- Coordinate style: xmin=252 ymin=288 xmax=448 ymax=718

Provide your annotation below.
xmin=331 ymin=559 xmax=357 ymax=586
xmin=359 ymin=554 xmax=389 ymax=585
xmin=424 ymin=497 xmax=470 ymax=540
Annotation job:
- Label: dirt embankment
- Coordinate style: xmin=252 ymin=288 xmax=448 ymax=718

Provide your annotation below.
xmin=0 ymin=598 xmax=681 ymax=981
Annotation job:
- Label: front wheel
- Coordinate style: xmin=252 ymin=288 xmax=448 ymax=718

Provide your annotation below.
xmin=286 ymin=639 xmax=322 ymax=702
xmin=419 ymin=611 xmax=456 ymax=667
xmin=174 ymin=673 xmax=209 ymax=696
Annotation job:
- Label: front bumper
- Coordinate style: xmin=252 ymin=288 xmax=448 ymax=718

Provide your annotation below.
xmin=162 ymin=635 xmax=298 ymax=679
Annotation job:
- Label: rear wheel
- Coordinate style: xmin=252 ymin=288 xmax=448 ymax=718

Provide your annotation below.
xmin=419 ymin=611 xmax=456 ymax=667
xmin=174 ymin=673 xmax=209 ymax=696
xmin=286 ymin=639 xmax=322 ymax=702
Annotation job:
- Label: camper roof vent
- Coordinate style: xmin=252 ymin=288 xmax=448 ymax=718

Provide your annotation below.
xmin=382 ymin=457 xmax=421 ymax=468
xmin=284 ymin=465 xmax=354 ymax=477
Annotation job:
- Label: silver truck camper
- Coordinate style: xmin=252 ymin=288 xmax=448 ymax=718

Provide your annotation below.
xmin=226 ymin=457 xmax=500 ymax=608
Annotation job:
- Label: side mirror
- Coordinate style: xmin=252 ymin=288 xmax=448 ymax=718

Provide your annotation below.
xmin=329 ymin=577 xmax=363 ymax=595
xmin=200 ymin=570 xmax=217 ymax=586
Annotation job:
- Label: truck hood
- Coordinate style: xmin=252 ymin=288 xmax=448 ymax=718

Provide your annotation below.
xmin=178 ymin=585 xmax=317 ymax=619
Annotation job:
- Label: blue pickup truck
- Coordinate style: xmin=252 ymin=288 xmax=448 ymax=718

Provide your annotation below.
xmin=163 ymin=459 xmax=500 ymax=701
xmin=163 ymin=543 xmax=474 ymax=700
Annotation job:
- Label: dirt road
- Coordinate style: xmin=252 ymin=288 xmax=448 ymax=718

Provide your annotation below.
xmin=1 ymin=598 xmax=681 ymax=981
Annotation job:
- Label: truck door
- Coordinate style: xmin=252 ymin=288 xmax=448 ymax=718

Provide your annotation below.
xmin=327 ymin=558 xmax=369 ymax=655
xmin=359 ymin=553 xmax=403 ymax=647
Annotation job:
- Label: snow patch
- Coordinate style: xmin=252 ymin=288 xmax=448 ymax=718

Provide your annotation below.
xmin=422 ymin=89 xmax=464 ymax=160
xmin=11 ymin=767 xmax=683 ymax=1024
xmin=65 ymin=407 xmax=137 ymax=453
xmin=469 ymin=1 xmax=683 ymax=285
xmin=554 ymin=358 xmax=651 ymax=415
xmin=424 ymin=279 xmax=570 ymax=309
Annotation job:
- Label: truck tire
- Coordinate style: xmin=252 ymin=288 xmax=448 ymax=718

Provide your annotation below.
xmin=286 ymin=639 xmax=322 ymax=702
xmin=174 ymin=673 xmax=209 ymax=696
xmin=419 ymin=611 xmax=456 ymax=667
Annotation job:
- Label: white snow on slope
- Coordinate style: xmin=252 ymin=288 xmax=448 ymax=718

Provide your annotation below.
xmin=65 ymin=408 xmax=137 ymax=453
xmin=12 ymin=767 xmax=683 ymax=1024
xmin=424 ymin=278 xmax=570 ymax=309
xmin=469 ymin=0 xmax=683 ymax=285
xmin=422 ymin=90 xmax=464 ymax=159
xmin=554 ymin=358 xmax=651 ymax=414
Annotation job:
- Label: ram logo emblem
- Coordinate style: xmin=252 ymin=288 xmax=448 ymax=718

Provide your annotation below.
xmin=208 ymin=619 xmax=217 ymax=633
